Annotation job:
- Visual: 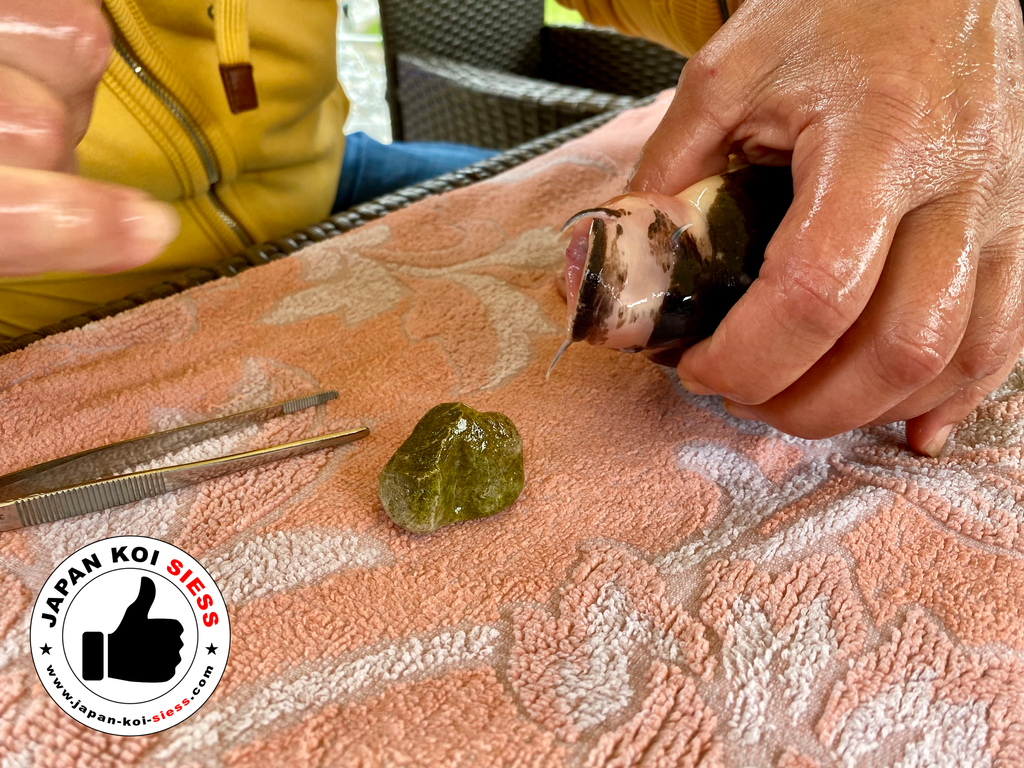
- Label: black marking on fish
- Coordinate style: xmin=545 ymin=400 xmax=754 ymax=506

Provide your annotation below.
xmin=647 ymin=166 xmax=794 ymax=350
xmin=647 ymin=209 xmax=677 ymax=272
xmin=648 ymin=210 xmax=672 ymax=241
xmin=616 ymin=224 xmax=623 ymax=236
xmin=610 ymin=232 xmax=628 ymax=287
xmin=707 ymin=166 xmax=793 ymax=282
xmin=646 ymin=347 xmax=684 ymax=367
xmin=571 ymin=218 xmax=613 ymax=345
xmin=609 ymin=227 xmax=631 ymax=329
xmin=647 ymin=227 xmax=706 ymax=349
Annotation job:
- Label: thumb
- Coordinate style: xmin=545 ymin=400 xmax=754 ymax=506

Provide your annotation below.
xmin=119 ymin=576 xmax=155 ymax=625
xmin=627 ymin=57 xmax=739 ymax=195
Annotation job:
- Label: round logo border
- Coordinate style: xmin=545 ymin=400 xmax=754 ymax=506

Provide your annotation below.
xmin=30 ymin=535 xmax=231 ymax=737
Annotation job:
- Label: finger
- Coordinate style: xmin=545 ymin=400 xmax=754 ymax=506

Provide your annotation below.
xmin=121 ymin=576 xmax=156 ymax=623
xmin=627 ymin=41 xmax=809 ymax=196
xmin=676 ymin=125 xmax=908 ymax=405
xmin=870 ymin=238 xmax=1024 ymax=427
xmin=905 ymin=351 xmax=1020 ymax=457
xmin=0 ymin=166 xmax=179 ymax=276
xmin=721 ymin=198 xmax=980 ymax=438
xmin=627 ymin=61 xmax=732 ymax=196
xmin=740 ymin=147 xmax=794 ymax=167
xmin=0 ymin=64 xmax=73 ymax=171
xmin=0 ymin=0 xmax=110 ymax=143
xmin=904 ymin=239 xmax=1024 ymax=456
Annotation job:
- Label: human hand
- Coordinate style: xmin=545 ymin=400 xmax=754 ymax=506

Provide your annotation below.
xmin=0 ymin=0 xmax=178 ymax=278
xmin=630 ymin=0 xmax=1024 ymax=456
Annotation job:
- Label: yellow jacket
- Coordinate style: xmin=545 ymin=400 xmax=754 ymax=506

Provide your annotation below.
xmin=0 ymin=0 xmax=722 ymax=338
xmin=0 ymin=0 xmax=347 ymax=337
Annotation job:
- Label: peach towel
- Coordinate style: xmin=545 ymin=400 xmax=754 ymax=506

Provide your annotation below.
xmin=1 ymin=96 xmax=1023 ymax=767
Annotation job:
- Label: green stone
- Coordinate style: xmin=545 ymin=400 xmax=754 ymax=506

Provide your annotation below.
xmin=379 ymin=403 xmax=524 ymax=534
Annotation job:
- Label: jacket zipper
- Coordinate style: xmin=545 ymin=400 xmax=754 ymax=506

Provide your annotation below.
xmin=110 ymin=34 xmax=253 ymax=248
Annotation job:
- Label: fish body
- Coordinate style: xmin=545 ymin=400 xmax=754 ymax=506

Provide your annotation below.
xmin=563 ymin=165 xmax=794 ymax=355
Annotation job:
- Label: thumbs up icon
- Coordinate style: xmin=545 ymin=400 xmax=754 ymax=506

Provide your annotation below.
xmin=82 ymin=576 xmax=184 ymax=683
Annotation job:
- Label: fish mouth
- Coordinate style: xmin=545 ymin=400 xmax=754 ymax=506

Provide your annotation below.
xmin=560 ymin=192 xmax=713 ymax=355
xmin=563 ymin=208 xmax=622 ymax=323
xmin=564 ymin=216 xmax=593 ymax=317
xmin=551 ymin=210 xmax=617 ymax=378
xmin=550 ymin=214 xmax=610 ymax=378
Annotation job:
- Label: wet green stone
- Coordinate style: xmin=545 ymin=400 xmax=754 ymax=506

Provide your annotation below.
xmin=379 ymin=402 xmax=524 ymax=534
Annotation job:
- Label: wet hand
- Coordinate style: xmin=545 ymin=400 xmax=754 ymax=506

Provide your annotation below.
xmin=630 ymin=0 xmax=1024 ymax=456
xmin=0 ymin=0 xmax=178 ymax=277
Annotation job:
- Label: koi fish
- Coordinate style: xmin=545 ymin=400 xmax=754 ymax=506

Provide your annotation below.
xmin=553 ymin=165 xmax=793 ymax=370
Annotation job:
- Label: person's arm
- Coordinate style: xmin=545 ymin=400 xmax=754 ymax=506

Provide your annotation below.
xmin=556 ymin=0 xmax=725 ymax=58
xmin=0 ymin=0 xmax=178 ymax=278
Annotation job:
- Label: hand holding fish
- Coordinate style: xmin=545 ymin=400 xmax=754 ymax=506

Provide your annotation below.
xmin=0 ymin=0 xmax=177 ymax=278
xmin=625 ymin=0 xmax=1024 ymax=455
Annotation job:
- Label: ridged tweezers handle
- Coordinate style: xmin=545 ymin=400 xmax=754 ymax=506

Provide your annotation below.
xmin=12 ymin=472 xmax=168 ymax=528
xmin=0 ymin=427 xmax=368 ymax=532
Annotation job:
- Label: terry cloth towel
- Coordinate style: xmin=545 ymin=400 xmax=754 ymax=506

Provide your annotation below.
xmin=1 ymin=94 xmax=1023 ymax=768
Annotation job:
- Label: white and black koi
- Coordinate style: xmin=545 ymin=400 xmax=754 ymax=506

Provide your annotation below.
xmin=553 ymin=165 xmax=793 ymax=370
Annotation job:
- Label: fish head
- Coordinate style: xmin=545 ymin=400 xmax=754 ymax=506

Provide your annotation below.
xmin=562 ymin=192 xmax=704 ymax=351
xmin=551 ymin=165 xmax=792 ymax=378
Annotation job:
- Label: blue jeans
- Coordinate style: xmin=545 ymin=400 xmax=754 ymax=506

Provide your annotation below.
xmin=332 ymin=132 xmax=498 ymax=213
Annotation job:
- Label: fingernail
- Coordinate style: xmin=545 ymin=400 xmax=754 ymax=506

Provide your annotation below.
xmin=680 ymin=377 xmax=717 ymax=396
xmin=722 ymin=399 xmax=757 ymax=420
xmin=125 ymin=198 xmax=180 ymax=251
xmin=921 ymin=423 xmax=954 ymax=458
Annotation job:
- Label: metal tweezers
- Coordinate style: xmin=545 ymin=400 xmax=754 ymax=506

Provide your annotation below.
xmin=0 ymin=391 xmax=368 ymax=532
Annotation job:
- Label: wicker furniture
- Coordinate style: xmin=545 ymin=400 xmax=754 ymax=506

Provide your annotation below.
xmin=378 ymin=0 xmax=685 ymax=148
xmin=0 ymin=100 xmax=652 ymax=358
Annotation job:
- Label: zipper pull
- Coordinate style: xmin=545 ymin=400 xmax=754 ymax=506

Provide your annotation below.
xmin=219 ymin=64 xmax=258 ymax=113
xmin=214 ymin=0 xmax=258 ymax=113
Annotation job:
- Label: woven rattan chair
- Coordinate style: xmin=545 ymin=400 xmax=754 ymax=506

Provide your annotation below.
xmin=378 ymin=0 xmax=685 ymax=148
